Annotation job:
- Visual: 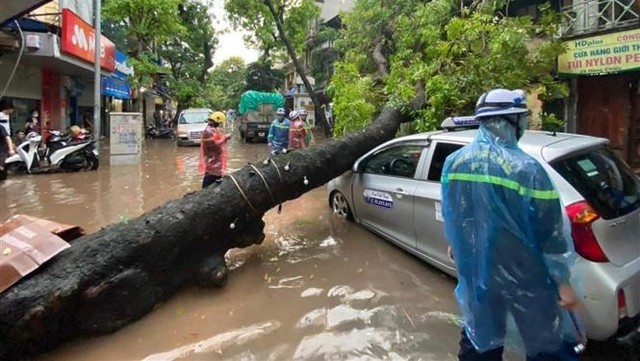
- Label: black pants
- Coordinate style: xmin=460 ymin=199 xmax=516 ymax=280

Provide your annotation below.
xmin=202 ymin=174 xmax=222 ymax=188
xmin=458 ymin=329 xmax=579 ymax=361
xmin=0 ymin=152 xmax=7 ymax=181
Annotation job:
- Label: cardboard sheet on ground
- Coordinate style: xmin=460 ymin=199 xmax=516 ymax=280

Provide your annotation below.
xmin=0 ymin=215 xmax=85 ymax=294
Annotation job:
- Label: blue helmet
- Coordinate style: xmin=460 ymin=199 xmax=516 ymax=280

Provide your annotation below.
xmin=475 ymin=89 xmax=529 ymax=119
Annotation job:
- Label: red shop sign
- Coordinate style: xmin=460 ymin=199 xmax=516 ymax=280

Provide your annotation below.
xmin=61 ymin=9 xmax=116 ymax=72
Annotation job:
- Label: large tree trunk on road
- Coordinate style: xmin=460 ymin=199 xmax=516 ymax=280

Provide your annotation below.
xmin=0 ymin=106 xmax=411 ymax=360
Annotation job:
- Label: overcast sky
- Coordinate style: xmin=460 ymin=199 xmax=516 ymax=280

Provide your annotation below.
xmin=210 ymin=1 xmax=260 ymax=66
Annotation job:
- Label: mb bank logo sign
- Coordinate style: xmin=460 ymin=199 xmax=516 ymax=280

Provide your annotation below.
xmin=364 ymin=189 xmax=393 ymax=209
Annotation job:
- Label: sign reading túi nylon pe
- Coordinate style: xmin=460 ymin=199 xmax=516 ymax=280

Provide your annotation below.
xmin=558 ymin=28 xmax=640 ymax=76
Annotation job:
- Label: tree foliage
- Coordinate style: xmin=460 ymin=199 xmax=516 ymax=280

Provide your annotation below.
xmin=244 ymin=61 xmax=284 ymax=93
xmin=225 ymin=0 xmax=332 ymax=134
xmin=208 ymin=57 xmax=247 ymax=110
xmin=225 ymin=0 xmax=319 ymax=59
xmin=105 ymin=0 xmax=220 ymax=110
xmin=158 ymin=0 xmax=218 ymax=110
xmin=103 ymin=0 xmax=185 ymax=87
xmin=328 ymin=0 xmax=567 ymax=135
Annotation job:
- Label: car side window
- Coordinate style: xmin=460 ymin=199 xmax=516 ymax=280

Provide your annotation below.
xmin=427 ymin=142 xmax=464 ymax=182
xmin=363 ymin=145 xmax=423 ymax=178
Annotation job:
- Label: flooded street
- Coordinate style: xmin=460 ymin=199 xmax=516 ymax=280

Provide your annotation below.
xmin=0 ymin=131 xmax=621 ymax=361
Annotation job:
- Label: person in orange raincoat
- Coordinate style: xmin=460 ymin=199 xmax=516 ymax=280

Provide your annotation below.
xmin=198 ymin=112 xmax=231 ymax=188
xmin=288 ymin=110 xmax=307 ymax=150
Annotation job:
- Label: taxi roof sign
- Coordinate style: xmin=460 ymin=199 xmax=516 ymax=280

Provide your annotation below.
xmin=440 ymin=116 xmax=480 ymax=131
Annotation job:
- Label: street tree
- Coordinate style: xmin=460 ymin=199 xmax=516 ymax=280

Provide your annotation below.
xmin=208 ymin=56 xmax=247 ymax=110
xmin=244 ymin=60 xmax=285 ymax=93
xmin=328 ymin=0 xmax=567 ymax=136
xmin=158 ymin=0 xmax=218 ymax=115
xmin=225 ymin=0 xmax=332 ymax=135
xmin=103 ymin=0 xmax=185 ymax=89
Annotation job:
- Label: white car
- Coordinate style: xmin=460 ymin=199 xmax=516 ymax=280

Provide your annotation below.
xmin=176 ymin=108 xmax=213 ymax=146
xmin=328 ymin=117 xmax=640 ymax=344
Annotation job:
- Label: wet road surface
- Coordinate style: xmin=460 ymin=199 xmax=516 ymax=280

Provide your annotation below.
xmin=0 ymin=130 xmax=626 ymax=360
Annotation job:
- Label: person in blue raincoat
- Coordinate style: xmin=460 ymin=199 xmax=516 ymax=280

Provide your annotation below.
xmin=441 ymin=88 xmax=582 ymax=361
xmin=267 ymin=108 xmax=290 ymax=155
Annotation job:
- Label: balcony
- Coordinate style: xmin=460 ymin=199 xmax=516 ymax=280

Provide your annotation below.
xmin=562 ymin=0 xmax=640 ymax=37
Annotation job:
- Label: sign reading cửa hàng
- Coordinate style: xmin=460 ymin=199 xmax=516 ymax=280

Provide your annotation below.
xmin=558 ymin=28 xmax=640 ymax=76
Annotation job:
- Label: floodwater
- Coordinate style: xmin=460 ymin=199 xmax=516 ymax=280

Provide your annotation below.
xmin=0 ymin=129 xmax=620 ymax=360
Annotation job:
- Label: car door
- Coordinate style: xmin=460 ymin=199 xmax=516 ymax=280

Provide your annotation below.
xmin=351 ymin=143 xmax=427 ymax=250
xmin=414 ymin=141 xmax=465 ymax=273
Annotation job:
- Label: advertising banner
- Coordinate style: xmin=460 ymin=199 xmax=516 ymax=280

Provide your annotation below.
xmin=114 ymin=50 xmax=134 ymax=80
xmin=558 ymin=28 xmax=640 ymax=76
xmin=60 ymin=9 xmax=116 ymax=71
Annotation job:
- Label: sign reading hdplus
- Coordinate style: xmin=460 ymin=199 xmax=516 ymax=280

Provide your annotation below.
xmin=60 ymin=9 xmax=116 ymax=71
xmin=558 ymin=28 xmax=640 ymax=76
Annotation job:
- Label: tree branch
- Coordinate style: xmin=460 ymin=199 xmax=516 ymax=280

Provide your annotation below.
xmin=372 ymin=36 xmax=389 ymax=78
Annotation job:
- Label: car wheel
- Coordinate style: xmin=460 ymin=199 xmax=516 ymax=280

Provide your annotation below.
xmin=331 ymin=191 xmax=353 ymax=221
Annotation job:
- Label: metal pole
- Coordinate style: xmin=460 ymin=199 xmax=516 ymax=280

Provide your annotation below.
xmin=93 ymin=0 xmax=102 ymax=154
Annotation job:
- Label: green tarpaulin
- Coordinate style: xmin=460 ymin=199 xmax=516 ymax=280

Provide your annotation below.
xmin=238 ymin=91 xmax=284 ymax=115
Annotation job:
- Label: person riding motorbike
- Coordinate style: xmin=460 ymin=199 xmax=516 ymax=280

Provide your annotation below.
xmin=441 ymin=88 xmax=581 ymax=361
xmin=267 ymin=108 xmax=290 ymax=155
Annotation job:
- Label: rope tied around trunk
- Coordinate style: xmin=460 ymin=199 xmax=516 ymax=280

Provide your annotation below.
xmin=226 ymin=173 xmax=260 ymax=216
xmin=249 ymin=164 xmax=279 ymax=211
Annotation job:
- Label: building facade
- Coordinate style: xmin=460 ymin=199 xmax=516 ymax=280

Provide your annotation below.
xmin=557 ymin=0 xmax=640 ymax=167
xmin=0 ymin=0 xmax=133 ymax=137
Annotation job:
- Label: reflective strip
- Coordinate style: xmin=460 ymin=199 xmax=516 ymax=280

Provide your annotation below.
xmin=444 ymin=173 xmax=559 ymax=200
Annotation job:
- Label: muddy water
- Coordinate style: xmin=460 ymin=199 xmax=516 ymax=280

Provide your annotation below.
xmin=3 ymin=131 xmax=495 ymax=360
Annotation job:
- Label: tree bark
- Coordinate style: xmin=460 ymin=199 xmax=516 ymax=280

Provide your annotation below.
xmin=262 ymin=0 xmax=332 ymax=137
xmin=0 ymin=105 xmax=410 ymax=360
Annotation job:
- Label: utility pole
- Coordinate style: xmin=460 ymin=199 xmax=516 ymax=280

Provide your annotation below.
xmin=93 ymin=0 xmax=102 ymax=154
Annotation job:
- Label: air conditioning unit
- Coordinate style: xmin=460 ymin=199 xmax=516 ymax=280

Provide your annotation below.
xmin=25 ymin=34 xmax=41 ymax=51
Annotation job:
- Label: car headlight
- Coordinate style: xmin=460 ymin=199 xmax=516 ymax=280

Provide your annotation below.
xmin=177 ymin=125 xmax=187 ymax=135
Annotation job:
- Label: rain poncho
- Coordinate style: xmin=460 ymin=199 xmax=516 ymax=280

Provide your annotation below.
xmin=267 ymin=118 xmax=290 ymax=153
xmin=441 ymin=118 xmax=580 ymax=357
xmin=288 ymin=118 xmax=307 ymax=150
xmin=198 ymin=124 xmax=228 ymax=176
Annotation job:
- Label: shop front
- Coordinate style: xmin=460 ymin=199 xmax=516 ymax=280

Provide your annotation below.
xmin=14 ymin=9 xmax=115 ymax=134
xmin=559 ymin=27 xmax=640 ymax=167
xmin=100 ymin=50 xmax=133 ymax=135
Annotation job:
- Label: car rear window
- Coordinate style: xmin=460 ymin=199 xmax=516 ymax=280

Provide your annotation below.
xmin=552 ymin=147 xmax=640 ymax=220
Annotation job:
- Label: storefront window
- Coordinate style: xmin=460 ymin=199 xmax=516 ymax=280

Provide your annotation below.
xmin=5 ymin=97 xmax=40 ymax=136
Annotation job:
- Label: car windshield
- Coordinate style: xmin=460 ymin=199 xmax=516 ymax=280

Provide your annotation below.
xmin=552 ymin=147 xmax=640 ymax=220
xmin=179 ymin=112 xmax=210 ymax=124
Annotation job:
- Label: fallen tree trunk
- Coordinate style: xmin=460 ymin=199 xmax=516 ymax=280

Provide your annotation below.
xmin=0 ymin=106 xmax=410 ymax=359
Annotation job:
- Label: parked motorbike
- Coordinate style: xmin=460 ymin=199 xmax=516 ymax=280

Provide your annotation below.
xmin=145 ymin=125 xmax=175 ymax=139
xmin=4 ymin=131 xmax=99 ymax=175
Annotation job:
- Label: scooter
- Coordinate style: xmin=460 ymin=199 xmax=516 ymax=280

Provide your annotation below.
xmin=4 ymin=131 xmax=99 ymax=174
xmin=145 ymin=124 xmax=175 ymax=139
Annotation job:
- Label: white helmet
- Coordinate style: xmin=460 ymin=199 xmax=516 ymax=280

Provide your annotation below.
xmin=276 ymin=108 xmax=285 ymax=115
xmin=475 ymin=89 xmax=529 ymax=119
xmin=289 ymin=110 xmax=300 ymax=120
